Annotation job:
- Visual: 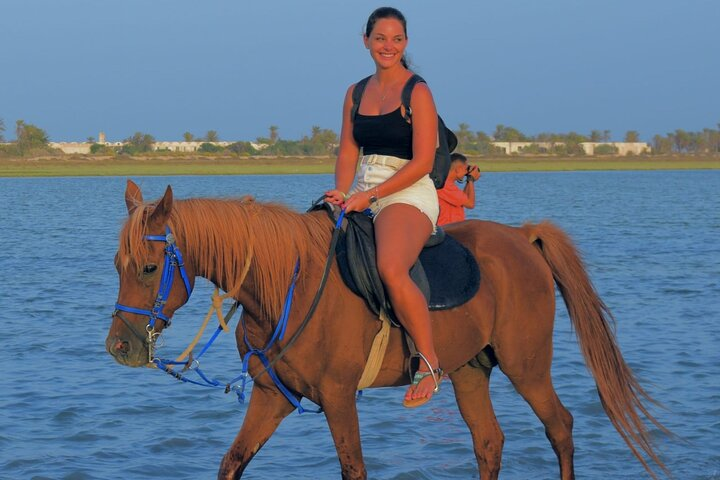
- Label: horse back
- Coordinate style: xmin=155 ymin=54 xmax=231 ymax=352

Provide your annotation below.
xmin=421 ymin=220 xmax=557 ymax=371
xmin=442 ymin=219 xmax=552 ymax=282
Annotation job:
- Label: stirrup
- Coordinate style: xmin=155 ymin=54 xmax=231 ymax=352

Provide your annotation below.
xmin=403 ymin=352 xmax=442 ymax=408
xmin=412 ymin=351 xmax=442 ymax=392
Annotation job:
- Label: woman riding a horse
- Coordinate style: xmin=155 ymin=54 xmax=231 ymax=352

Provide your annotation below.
xmin=325 ymin=6 xmax=443 ymax=408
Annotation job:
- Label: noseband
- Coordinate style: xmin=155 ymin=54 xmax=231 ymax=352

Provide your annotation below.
xmin=113 ymin=226 xmax=193 ymax=363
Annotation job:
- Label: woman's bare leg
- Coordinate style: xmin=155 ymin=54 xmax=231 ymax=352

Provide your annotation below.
xmin=374 ymin=203 xmax=438 ymax=402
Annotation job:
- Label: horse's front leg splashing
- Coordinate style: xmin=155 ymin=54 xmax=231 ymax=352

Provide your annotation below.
xmin=321 ymin=391 xmax=367 ymax=480
xmin=217 ymin=385 xmax=296 ymax=480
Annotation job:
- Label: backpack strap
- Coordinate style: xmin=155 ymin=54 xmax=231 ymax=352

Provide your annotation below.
xmin=400 ymin=74 xmax=426 ymax=123
xmin=350 ymin=75 xmax=372 ymax=121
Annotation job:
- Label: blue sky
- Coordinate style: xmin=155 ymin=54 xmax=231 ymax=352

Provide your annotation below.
xmin=1 ymin=0 xmax=718 ymax=142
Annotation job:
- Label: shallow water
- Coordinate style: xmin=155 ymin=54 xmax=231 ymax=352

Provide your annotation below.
xmin=0 ymin=171 xmax=718 ymax=479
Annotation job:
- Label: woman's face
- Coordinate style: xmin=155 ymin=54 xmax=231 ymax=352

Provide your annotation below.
xmin=363 ymin=17 xmax=408 ymax=70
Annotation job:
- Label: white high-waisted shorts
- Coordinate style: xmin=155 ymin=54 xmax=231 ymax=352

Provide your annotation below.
xmin=349 ymin=154 xmax=439 ymax=228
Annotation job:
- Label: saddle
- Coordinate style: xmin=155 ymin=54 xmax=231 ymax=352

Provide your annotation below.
xmin=313 ymin=204 xmax=480 ymax=325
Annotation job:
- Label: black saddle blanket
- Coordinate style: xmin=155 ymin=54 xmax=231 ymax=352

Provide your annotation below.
xmin=334 ymin=210 xmax=480 ymax=321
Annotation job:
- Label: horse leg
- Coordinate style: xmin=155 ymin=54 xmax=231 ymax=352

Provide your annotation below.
xmin=507 ymin=373 xmax=575 ymax=479
xmin=450 ymin=363 xmax=504 ymax=479
xmin=321 ymin=392 xmax=367 ymax=480
xmin=217 ymin=385 xmax=296 ymax=480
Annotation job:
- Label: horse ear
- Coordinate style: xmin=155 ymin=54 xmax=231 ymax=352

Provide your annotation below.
xmin=125 ymin=179 xmax=144 ymax=214
xmin=148 ymin=185 xmax=173 ymax=224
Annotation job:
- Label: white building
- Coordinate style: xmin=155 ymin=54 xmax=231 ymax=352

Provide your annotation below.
xmin=580 ymin=142 xmax=651 ymax=155
xmin=490 ymin=141 xmax=651 ymax=155
xmin=48 ymin=142 xmax=92 ymax=154
xmin=491 ymin=142 xmax=557 ymax=154
xmin=153 ymin=141 xmax=233 ymax=152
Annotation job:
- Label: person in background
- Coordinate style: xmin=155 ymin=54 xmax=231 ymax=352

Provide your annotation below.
xmin=437 ymin=153 xmax=481 ymax=226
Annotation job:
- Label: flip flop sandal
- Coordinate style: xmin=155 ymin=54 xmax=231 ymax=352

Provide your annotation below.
xmin=402 ymin=352 xmax=443 ymax=408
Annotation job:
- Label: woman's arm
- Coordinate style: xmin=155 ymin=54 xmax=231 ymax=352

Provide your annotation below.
xmin=326 ymin=84 xmax=361 ymax=205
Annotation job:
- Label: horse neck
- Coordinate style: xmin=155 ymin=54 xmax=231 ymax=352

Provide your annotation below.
xmin=171 ymin=199 xmax=331 ymax=325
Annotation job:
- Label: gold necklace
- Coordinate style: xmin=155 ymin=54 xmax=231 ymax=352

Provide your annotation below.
xmin=378 ymin=79 xmax=399 ymax=102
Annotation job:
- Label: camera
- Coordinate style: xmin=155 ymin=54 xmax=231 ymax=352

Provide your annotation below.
xmin=465 ymin=165 xmax=475 ymax=181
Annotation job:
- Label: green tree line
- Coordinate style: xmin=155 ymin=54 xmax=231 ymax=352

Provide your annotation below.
xmin=2 ymin=117 xmax=719 ymax=157
xmin=455 ymin=124 xmax=719 ymax=155
xmin=651 ymin=127 xmax=720 ymax=154
xmin=0 ymin=120 xmax=53 ymax=156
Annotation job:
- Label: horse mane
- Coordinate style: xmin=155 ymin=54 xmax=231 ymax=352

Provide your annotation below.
xmin=118 ymin=197 xmax=333 ymax=320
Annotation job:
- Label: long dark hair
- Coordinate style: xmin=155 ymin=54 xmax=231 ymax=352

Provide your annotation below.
xmin=364 ymin=7 xmax=409 ymax=69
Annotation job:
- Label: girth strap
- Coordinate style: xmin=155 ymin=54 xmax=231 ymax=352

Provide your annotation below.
xmin=357 ymin=312 xmax=392 ymax=390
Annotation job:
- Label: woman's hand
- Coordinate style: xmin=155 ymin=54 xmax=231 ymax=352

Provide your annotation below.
xmin=343 ymin=190 xmax=373 ymax=213
xmin=324 ymin=189 xmax=347 ymax=206
xmin=325 ymin=189 xmax=375 ymax=212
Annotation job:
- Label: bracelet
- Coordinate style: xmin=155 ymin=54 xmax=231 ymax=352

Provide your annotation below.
xmin=465 ymin=174 xmax=475 ymax=183
xmin=369 ymin=187 xmax=379 ymax=204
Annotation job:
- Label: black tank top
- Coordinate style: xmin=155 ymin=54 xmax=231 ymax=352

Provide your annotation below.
xmin=353 ymin=107 xmax=413 ymax=160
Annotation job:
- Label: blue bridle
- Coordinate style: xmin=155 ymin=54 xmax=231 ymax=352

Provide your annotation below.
xmin=111 ymin=223 xmax=318 ymax=412
xmin=114 ymin=226 xmax=193 ymax=355
xmin=112 ymin=203 xmax=344 ymax=415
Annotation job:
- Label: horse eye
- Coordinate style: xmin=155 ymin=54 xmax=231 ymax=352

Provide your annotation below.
xmin=143 ymin=264 xmax=158 ymax=275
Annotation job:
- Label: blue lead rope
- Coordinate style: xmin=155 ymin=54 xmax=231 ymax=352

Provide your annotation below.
xmin=153 ymin=317 xmax=246 ymax=398
xmin=153 ymin=322 xmax=246 ymax=395
xmin=154 ymin=259 xmax=321 ymax=414
xmin=237 ymin=259 xmax=322 ymax=414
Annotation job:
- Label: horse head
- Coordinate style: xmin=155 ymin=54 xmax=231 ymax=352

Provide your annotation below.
xmin=106 ymin=180 xmax=195 ymax=367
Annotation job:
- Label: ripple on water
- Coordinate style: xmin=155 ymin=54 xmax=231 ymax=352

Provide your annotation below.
xmin=5 ymin=458 xmax=37 ymax=470
xmin=62 ymin=472 xmax=94 ymax=480
xmin=392 ymin=468 xmax=433 ymax=480
xmin=52 ymin=407 xmax=82 ymax=423
xmin=67 ymin=431 xmax=114 ymax=443
xmin=148 ymin=437 xmax=195 ymax=453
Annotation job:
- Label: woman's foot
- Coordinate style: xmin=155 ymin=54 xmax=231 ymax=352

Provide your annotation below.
xmin=402 ymin=354 xmax=442 ymax=408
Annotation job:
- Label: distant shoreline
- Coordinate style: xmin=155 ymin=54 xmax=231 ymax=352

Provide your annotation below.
xmin=0 ymin=154 xmax=717 ymax=177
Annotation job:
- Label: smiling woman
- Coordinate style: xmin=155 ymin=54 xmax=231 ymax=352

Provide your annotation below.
xmin=325 ymin=6 xmax=447 ymax=411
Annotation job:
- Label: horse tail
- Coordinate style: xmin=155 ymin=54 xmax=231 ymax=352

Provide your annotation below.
xmin=520 ymin=221 xmax=670 ymax=479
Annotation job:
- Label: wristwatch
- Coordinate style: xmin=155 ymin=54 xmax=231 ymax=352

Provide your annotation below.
xmin=369 ymin=188 xmax=379 ymax=204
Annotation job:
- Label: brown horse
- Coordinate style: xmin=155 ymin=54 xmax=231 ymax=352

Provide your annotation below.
xmin=106 ymin=180 xmax=668 ymax=479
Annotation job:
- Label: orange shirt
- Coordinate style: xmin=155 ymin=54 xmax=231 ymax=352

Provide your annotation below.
xmin=437 ymin=176 xmax=468 ymax=226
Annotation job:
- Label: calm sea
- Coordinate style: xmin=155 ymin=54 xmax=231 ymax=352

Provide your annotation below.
xmin=0 ymin=171 xmax=718 ymax=479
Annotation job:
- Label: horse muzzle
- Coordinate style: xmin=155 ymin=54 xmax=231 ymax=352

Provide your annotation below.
xmin=105 ymin=334 xmax=152 ymax=368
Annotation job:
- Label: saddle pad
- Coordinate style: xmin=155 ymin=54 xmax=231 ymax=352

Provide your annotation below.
xmin=335 ymin=211 xmax=480 ymax=315
xmin=419 ymin=233 xmax=481 ymax=310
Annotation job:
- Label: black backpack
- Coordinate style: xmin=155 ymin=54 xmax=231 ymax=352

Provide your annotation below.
xmin=351 ymin=73 xmax=458 ymax=189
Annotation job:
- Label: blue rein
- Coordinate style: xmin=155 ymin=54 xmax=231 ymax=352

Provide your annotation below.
xmin=152 ymin=259 xmax=320 ymax=414
xmin=235 ymin=259 xmax=321 ymax=413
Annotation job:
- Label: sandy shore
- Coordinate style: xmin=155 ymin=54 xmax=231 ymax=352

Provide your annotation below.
xmin=0 ymin=154 xmax=717 ymax=177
